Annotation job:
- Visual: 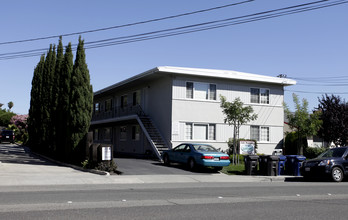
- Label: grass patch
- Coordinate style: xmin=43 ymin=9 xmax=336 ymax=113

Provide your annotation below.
xmin=221 ymin=163 xmax=246 ymax=175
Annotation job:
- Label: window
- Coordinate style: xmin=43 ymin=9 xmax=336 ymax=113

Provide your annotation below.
xmin=94 ymin=129 xmax=99 ymax=141
xmin=186 ymin=82 xmax=193 ymax=99
xmin=121 ymin=95 xmax=128 ymax=108
xmin=105 ymin=99 xmax=112 ymax=112
xmin=103 ymin=127 xmax=111 ymax=141
xmin=185 ymin=123 xmax=216 ymax=140
xmin=250 ymin=125 xmax=269 ymax=142
xmin=250 ymin=126 xmax=259 ymax=141
xmin=120 ymin=126 xmax=127 ymax=141
xmin=186 ymin=82 xmax=217 ymax=100
xmin=185 ymin=123 xmax=192 ymax=140
xmin=132 ymin=125 xmax=140 ymax=140
xmin=94 ymin=103 xmax=100 ymax=113
xmin=250 ymin=88 xmax=269 ymax=104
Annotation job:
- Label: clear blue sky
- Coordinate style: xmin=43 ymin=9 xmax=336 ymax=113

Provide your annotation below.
xmin=1 ymin=0 xmax=348 ymax=114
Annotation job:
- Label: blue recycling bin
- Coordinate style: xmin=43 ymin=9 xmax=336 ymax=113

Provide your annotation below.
xmin=278 ymin=155 xmax=287 ymax=175
xmin=285 ymin=155 xmax=306 ymax=176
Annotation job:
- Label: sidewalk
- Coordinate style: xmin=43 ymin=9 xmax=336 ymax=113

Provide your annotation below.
xmin=0 ymin=144 xmax=297 ymax=186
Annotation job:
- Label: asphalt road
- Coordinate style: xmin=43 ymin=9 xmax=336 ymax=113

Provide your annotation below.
xmin=1 ymin=182 xmax=348 ymax=219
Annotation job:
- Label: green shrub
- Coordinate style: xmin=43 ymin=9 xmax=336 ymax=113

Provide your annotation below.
xmin=304 ymin=147 xmax=327 ymax=159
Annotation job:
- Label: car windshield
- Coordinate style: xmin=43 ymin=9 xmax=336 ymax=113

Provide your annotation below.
xmin=318 ymin=148 xmax=347 ymax=158
xmin=193 ymin=145 xmax=217 ymax=152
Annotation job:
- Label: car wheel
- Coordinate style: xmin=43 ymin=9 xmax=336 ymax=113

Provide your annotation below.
xmin=188 ymin=158 xmax=196 ymax=171
xmin=163 ymin=154 xmax=170 ymax=166
xmin=331 ymin=167 xmax=344 ymax=182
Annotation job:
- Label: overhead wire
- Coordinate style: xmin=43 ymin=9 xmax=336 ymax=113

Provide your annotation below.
xmin=1 ymin=0 xmax=347 ymax=60
xmin=0 ymin=0 xmax=253 ymax=46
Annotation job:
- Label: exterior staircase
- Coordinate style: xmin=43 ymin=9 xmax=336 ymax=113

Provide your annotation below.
xmin=137 ymin=116 xmax=169 ymax=160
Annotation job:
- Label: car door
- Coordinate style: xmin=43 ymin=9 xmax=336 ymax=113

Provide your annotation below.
xmin=171 ymin=144 xmax=186 ymax=163
xmin=342 ymin=149 xmax=348 ymax=173
xmin=178 ymin=145 xmax=192 ymax=164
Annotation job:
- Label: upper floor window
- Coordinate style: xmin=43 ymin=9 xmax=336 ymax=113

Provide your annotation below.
xmin=186 ymin=82 xmax=216 ymax=100
xmin=105 ymin=99 xmax=112 ymax=112
xmin=121 ymin=95 xmax=128 ymax=108
xmin=250 ymin=88 xmax=269 ymax=104
xmin=94 ymin=103 xmax=100 ymax=113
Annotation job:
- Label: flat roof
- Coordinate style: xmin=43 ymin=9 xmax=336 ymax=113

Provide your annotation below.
xmin=94 ymin=66 xmax=296 ymax=95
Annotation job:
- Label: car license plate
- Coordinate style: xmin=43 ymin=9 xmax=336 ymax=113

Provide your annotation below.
xmin=305 ymin=167 xmax=310 ymax=172
xmin=6 ymin=136 xmax=9 ymax=138
xmin=214 ymin=157 xmax=219 ymax=161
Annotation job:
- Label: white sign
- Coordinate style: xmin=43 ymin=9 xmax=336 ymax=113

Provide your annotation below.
xmin=240 ymin=141 xmax=255 ymax=155
xmin=102 ymin=146 xmax=112 ymax=161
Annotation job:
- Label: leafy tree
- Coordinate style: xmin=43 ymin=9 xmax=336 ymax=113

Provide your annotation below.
xmin=317 ymin=94 xmax=348 ymax=147
xmin=220 ymin=95 xmax=258 ymax=164
xmin=0 ymin=109 xmax=15 ymax=127
xmin=69 ymin=37 xmax=93 ymax=154
xmin=7 ymin=101 xmax=14 ymax=110
xmin=284 ymin=94 xmax=322 ymax=155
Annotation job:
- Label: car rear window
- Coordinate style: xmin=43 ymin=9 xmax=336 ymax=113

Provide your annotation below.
xmin=193 ymin=145 xmax=217 ymax=152
xmin=1 ymin=131 xmax=14 ymax=135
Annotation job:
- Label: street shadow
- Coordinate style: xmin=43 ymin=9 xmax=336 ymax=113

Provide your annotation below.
xmin=0 ymin=144 xmax=58 ymax=166
xmin=151 ymin=162 xmax=222 ymax=174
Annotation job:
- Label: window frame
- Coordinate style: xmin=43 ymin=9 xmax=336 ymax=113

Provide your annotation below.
xmin=250 ymin=87 xmax=270 ymax=104
xmin=250 ymin=125 xmax=270 ymax=142
xmin=185 ymin=122 xmax=216 ymax=141
xmin=186 ymin=81 xmax=217 ymax=101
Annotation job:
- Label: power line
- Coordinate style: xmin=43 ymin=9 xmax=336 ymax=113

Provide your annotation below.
xmin=0 ymin=0 xmax=253 ymax=46
xmin=285 ymin=89 xmax=348 ymax=94
xmin=1 ymin=0 xmax=347 ymax=60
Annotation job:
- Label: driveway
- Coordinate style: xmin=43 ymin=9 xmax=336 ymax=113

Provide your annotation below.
xmin=114 ymin=157 xmax=220 ymax=175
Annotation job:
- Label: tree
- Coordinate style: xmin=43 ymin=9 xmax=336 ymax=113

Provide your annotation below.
xmin=57 ymin=42 xmax=73 ymax=159
xmin=7 ymin=101 xmax=14 ymax=110
xmin=69 ymin=37 xmax=93 ymax=153
xmin=317 ymin=94 xmax=348 ymax=147
xmin=220 ymin=95 xmax=258 ymax=164
xmin=28 ymin=55 xmax=45 ymax=149
xmin=284 ymin=94 xmax=322 ymax=155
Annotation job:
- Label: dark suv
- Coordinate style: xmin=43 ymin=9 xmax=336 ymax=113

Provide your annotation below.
xmin=301 ymin=147 xmax=348 ymax=182
xmin=0 ymin=130 xmax=15 ymax=144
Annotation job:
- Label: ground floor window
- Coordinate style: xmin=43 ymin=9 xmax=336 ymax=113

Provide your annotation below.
xmin=185 ymin=123 xmax=216 ymax=141
xmin=250 ymin=125 xmax=270 ymax=142
xmin=132 ymin=125 xmax=140 ymax=140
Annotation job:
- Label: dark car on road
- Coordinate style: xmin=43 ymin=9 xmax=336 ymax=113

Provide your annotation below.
xmin=300 ymin=147 xmax=348 ymax=182
xmin=0 ymin=130 xmax=15 ymax=144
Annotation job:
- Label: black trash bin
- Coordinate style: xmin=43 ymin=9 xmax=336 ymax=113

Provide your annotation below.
xmin=244 ymin=155 xmax=259 ymax=175
xmin=266 ymin=155 xmax=279 ymax=176
xmin=258 ymin=155 xmax=268 ymax=175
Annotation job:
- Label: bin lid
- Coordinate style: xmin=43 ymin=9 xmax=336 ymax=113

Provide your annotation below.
xmin=295 ymin=155 xmax=306 ymax=161
xmin=266 ymin=155 xmax=279 ymax=161
xmin=245 ymin=155 xmax=259 ymax=160
xmin=279 ymin=155 xmax=287 ymax=161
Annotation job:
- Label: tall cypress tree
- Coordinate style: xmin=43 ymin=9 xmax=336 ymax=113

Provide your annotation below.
xmin=28 ymin=55 xmax=45 ymax=151
xmin=69 ymin=36 xmax=93 ymax=151
xmin=57 ymin=42 xmax=74 ymax=159
xmin=51 ymin=37 xmax=64 ymax=152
